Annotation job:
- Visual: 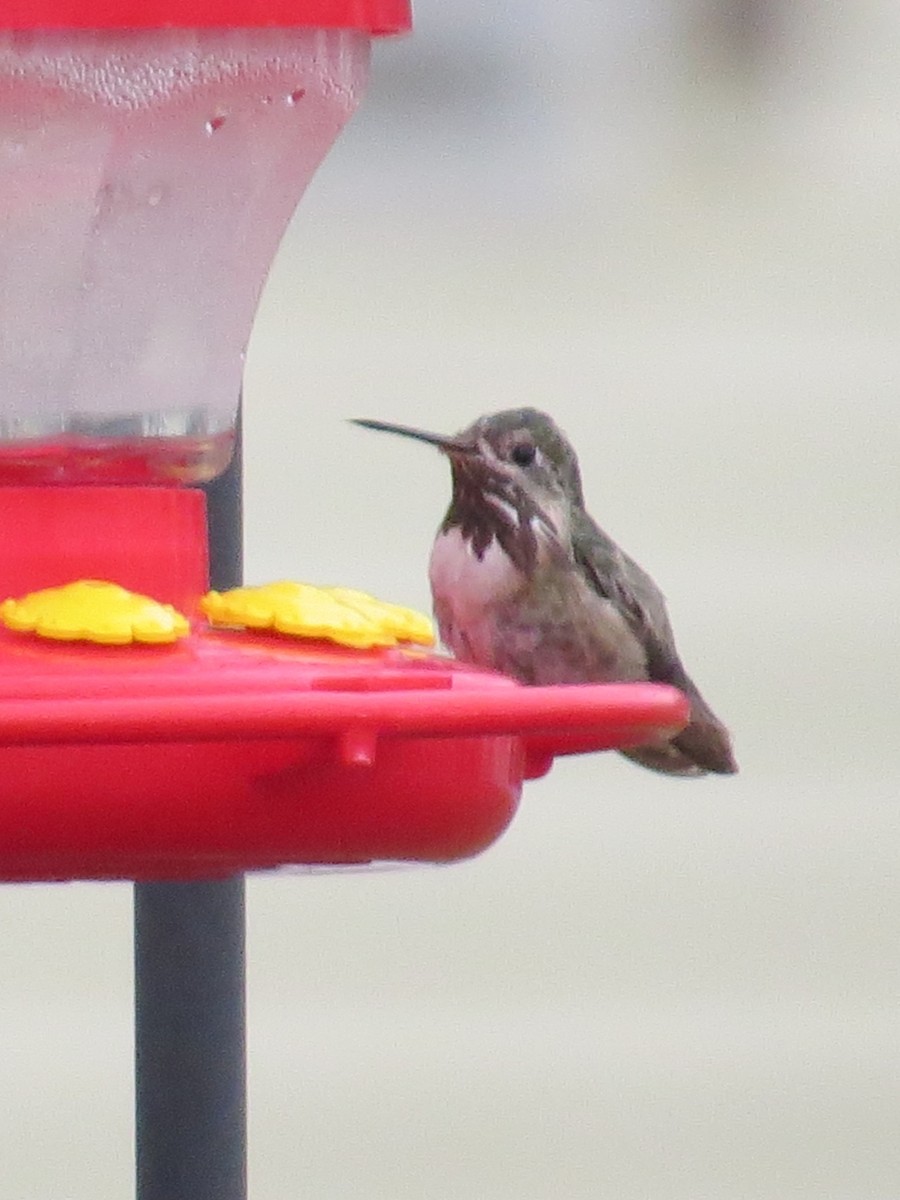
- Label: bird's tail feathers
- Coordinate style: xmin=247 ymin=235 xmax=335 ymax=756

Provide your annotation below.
xmin=672 ymin=676 xmax=738 ymax=775
xmin=627 ymin=656 xmax=738 ymax=777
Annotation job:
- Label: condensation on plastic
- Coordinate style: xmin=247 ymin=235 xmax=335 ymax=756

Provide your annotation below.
xmin=0 ymin=28 xmax=368 ymax=483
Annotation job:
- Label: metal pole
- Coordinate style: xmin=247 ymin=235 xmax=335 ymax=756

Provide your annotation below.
xmin=134 ymin=412 xmax=246 ymax=1200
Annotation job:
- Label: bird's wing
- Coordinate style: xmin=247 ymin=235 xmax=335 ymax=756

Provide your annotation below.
xmin=571 ymin=508 xmax=680 ymax=681
xmin=572 ymin=509 xmax=738 ymax=775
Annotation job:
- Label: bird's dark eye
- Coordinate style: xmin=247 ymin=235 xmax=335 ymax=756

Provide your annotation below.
xmin=510 ymin=440 xmax=536 ymax=467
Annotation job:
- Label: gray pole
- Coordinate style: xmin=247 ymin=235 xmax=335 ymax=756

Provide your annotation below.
xmin=134 ymin=414 xmax=246 ymax=1200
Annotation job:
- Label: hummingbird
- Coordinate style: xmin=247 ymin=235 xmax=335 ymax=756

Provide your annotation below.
xmin=352 ymin=408 xmax=737 ymax=777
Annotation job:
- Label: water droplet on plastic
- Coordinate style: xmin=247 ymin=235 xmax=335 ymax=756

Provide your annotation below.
xmin=205 ymin=113 xmax=227 ymax=134
xmin=287 ymin=88 xmax=306 ymax=106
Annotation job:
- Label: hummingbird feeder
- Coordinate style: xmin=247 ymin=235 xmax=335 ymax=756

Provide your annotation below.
xmin=0 ymin=1 xmax=688 ymax=1195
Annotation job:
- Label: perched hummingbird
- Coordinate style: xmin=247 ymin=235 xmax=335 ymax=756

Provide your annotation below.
xmin=352 ymin=408 xmax=737 ymax=777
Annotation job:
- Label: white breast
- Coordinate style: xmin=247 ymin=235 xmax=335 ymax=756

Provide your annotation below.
xmin=429 ymin=527 xmax=521 ymax=612
xmin=428 ymin=528 xmax=521 ymax=659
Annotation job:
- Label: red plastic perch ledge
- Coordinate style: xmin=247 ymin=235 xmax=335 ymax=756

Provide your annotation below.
xmin=0 ymin=631 xmax=687 ymax=882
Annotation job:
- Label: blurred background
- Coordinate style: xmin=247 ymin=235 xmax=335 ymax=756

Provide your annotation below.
xmin=2 ymin=2 xmax=898 ymax=1196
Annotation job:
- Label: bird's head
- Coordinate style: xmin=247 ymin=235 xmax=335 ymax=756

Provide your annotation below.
xmin=351 ymin=407 xmax=585 ymax=548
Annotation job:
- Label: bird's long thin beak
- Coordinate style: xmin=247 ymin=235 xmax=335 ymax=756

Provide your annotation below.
xmin=350 ymin=418 xmax=473 ymax=455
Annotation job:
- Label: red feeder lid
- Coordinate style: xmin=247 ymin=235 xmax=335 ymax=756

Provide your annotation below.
xmin=0 ymin=0 xmax=411 ymax=33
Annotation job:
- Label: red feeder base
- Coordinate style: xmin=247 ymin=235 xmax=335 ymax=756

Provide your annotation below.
xmin=0 ymin=487 xmax=689 ymax=881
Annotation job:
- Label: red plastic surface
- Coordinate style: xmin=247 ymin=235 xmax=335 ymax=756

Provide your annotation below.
xmin=0 ymin=487 xmax=689 ymax=881
xmin=0 ymin=630 xmax=687 ymax=880
xmin=0 ymin=487 xmax=208 ymax=617
xmin=0 ymin=0 xmax=410 ymax=32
